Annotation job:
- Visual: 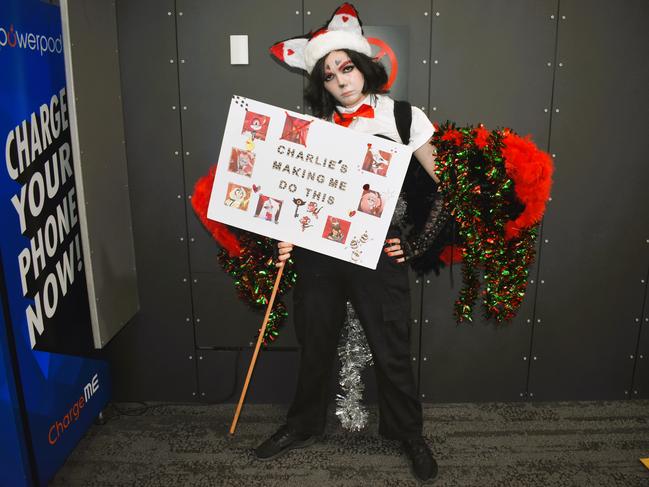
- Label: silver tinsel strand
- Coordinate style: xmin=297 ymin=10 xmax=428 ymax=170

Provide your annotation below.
xmin=335 ymin=301 xmax=373 ymax=431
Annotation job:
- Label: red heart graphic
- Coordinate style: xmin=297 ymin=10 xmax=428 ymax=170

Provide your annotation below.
xmin=253 ymin=185 xmax=261 ymax=193
xmin=287 ymin=49 xmax=294 ymax=56
xmin=349 ymin=210 xmax=356 ymax=217
xmin=342 ymin=15 xmax=349 ymax=22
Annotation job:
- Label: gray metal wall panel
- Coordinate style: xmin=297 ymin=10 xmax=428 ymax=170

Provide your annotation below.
xmin=419 ymin=1 xmax=555 ymax=402
xmin=419 ymin=263 xmax=536 ymax=402
xmin=193 ymin=272 xmax=298 ymax=348
xmin=61 ymin=0 xmax=139 ymax=348
xmin=527 ymin=0 xmax=649 ymax=400
xmin=198 ymin=349 xmax=299 ymax=404
xmin=429 ymin=0 xmax=556 ymax=140
xmin=106 ymin=0 xmax=198 ymax=401
xmin=176 ymin=0 xmax=303 ymax=273
xmin=632 ymin=281 xmax=649 ymax=399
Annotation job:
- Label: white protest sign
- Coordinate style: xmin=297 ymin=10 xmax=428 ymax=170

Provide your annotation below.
xmin=207 ymin=95 xmax=412 ymax=269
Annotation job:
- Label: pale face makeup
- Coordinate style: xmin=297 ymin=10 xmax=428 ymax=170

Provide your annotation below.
xmin=322 ymin=50 xmax=366 ymax=108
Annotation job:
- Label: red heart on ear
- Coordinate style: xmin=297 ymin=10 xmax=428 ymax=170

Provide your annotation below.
xmin=342 ymin=15 xmax=349 ymax=22
xmin=349 ymin=210 xmax=356 ymax=217
xmin=253 ymin=185 xmax=261 ymax=193
xmin=287 ymin=49 xmax=294 ymax=56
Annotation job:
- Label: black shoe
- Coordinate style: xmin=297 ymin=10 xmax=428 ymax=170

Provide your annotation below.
xmin=401 ymin=436 xmax=438 ymax=482
xmin=254 ymin=425 xmax=316 ymax=460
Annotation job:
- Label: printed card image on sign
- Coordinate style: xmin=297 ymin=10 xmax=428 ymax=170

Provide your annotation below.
xmin=322 ymin=216 xmax=351 ymax=244
xmin=224 ymin=182 xmax=252 ymax=210
xmin=362 ymin=144 xmax=392 ymax=177
xmin=241 ymin=111 xmax=270 ymax=141
xmin=228 ymin=148 xmax=256 ymax=177
xmin=357 ymin=185 xmax=385 ymax=217
xmin=281 ymin=113 xmax=313 ymax=146
xmin=254 ymin=195 xmax=283 ymax=223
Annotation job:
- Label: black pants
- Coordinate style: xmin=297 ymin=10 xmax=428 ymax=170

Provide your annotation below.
xmin=286 ymin=231 xmax=423 ymax=440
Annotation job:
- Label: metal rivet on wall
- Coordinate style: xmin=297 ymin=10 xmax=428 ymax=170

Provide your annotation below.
xmin=540 ymin=280 xmax=545 ymax=284
xmin=526 ymin=318 xmax=531 ymax=323
xmin=624 ymin=390 xmax=629 ymax=395
xmin=296 ymin=105 xmax=301 ymax=110
xmin=182 ymin=278 xmax=187 ymax=282
xmin=179 ymin=237 xmax=184 ymax=242
xmin=424 ymin=11 xmax=428 ymax=16
xmin=544 ymin=239 xmax=549 ymax=244
xmin=167 ymin=11 xmax=172 ymax=16
xmin=413 ymin=319 xmax=418 ymax=324
xmin=645 ymin=318 xmax=649 ymax=323
xmin=183 ymin=106 xmax=187 ymax=110
xmin=530 ymin=280 xmax=535 ymax=284
xmin=423 ymin=357 xmax=428 ymax=361
xmin=426 ymin=279 xmax=430 ymax=284
xmin=174 ymin=151 xmax=179 ymax=155
xmin=172 ymin=105 xmax=176 ymax=110
xmin=561 ymin=15 xmax=566 ymax=20
xmin=555 ymin=108 xmax=560 ymax=113
xmin=544 ymin=108 xmax=549 ymax=113
xmin=169 ymin=59 xmax=174 ymax=64
xmin=635 ymin=318 xmax=640 ymax=323
xmin=629 ymin=355 xmax=634 ymax=359
xmin=640 ymin=355 xmax=644 ymax=359
xmin=422 ymin=59 xmax=427 ymax=64
xmin=529 ymin=392 xmax=534 ymax=398
xmin=186 ymin=151 xmax=190 ymax=156
xmin=421 ymin=106 xmax=426 ymax=111
xmin=181 ymin=59 xmax=185 ymax=64
xmin=188 ymin=355 xmax=193 ymax=360
xmin=186 ymin=317 xmax=190 ymax=322
xmin=307 ymin=11 xmax=311 ymax=15
xmin=547 ymin=62 xmax=551 ymax=67
xmin=178 ymin=11 xmax=183 ymax=16
xmin=558 ymin=62 xmax=563 ymax=67
xmin=190 ymin=237 xmax=195 ymax=242
xmin=415 ymin=279 xmax=419 ymax=284
xmin=424 ymin=319 xmax=429 ymax=324
xmin=192 ymin=392 xmax=196 ymax=396
xmin=552 ymin=154 xmax=556 ymax=158
xmin=548 ymin=197 xmax=552 ymax=202
xmin=199 ymin=356 xmax=203 ymax=360
xmin=537 ymin=318 xmax=542 ymax=323
xmin=633 ymin=390 xmax=638 ymax=395
xmin=433 ymin=60 xmax=438 ymax=64
xmin=177 ymin=194 xmax=181 ymax=199
xmin=523 ymin=356 xmax=527 ymax=361
xmin=435 ymin=12 xmax=440 ymax=16
xmin=196 ymin=318 xmax=201 ymax=323
xmin=412 ymin=357 xmax=417 ymax=361
xmin=201 ymin=392 xmax=206 ymax=397
xmin=550 ymin=14 xmax=555 ymax=19
xmin=533 ymin=356 xmax=538 ymax=361
xmin=295 ymin=10 xmax=299 ymax=15
xmin=193 ymin=279 xmax=198 ymax=284
xmin=432 ymin=107 xmax=437 ymax=111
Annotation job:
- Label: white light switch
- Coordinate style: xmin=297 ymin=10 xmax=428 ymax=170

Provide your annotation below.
xmin=230 ymin=35 xmax=249 ymax=65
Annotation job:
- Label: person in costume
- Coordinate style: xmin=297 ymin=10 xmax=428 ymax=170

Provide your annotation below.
xmin=257 ymin=3 xmax=444 ymax=482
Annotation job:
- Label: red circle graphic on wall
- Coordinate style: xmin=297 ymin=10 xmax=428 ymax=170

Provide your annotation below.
xmin=368 ymin=37 xmax=398 ymax=91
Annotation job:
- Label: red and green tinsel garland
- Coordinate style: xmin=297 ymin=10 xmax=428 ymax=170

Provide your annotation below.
xmin=432 ymin=122 xmax=554 ymax=323
xmin=191 ymin=165 xmax=296 ymax=345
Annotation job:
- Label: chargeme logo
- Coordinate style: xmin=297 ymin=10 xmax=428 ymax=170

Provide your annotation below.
xmin=0 ymin=23 xmax=63 ymax=56
xmin=47 ymin=373 xmax=100 ymax=445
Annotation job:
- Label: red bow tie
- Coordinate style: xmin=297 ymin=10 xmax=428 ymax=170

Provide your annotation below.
xmin=333 ymin=104 xmax=375 ymax=127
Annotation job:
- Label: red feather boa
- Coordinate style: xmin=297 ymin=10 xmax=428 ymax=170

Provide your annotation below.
xmin=190 ymin=164 xmax=242 ymax=257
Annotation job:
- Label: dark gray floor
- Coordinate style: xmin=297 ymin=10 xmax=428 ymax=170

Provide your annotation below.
xmin=50 ymin=400 xmax=649 ymax=486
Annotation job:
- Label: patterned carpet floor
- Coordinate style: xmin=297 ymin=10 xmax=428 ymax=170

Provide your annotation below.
xmin=50 ymin=400 xmax=649 ymax=486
